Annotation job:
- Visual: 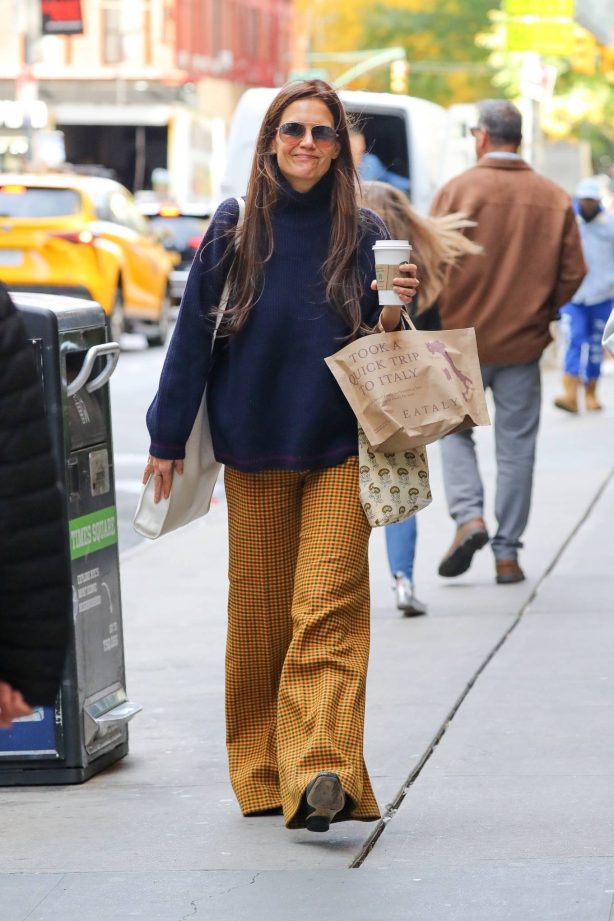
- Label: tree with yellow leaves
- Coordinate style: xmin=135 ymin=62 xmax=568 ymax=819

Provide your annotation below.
xmin=292 ymin=0 xmax=496 ymax=105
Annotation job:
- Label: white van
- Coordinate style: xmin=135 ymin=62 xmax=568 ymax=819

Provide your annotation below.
xmin=221 ymin=88 xmax=457 ymax=215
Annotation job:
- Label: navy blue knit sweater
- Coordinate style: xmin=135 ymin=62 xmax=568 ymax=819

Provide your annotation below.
xmin=147 ymin=172 xmax=389 ymax=471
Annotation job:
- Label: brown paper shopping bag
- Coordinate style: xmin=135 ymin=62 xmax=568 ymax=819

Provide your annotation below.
xmin=325 ymin=317 xmax=490 ymax=450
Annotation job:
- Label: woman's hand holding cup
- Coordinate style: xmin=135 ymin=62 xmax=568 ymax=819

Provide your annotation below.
xmin=371 ymin=239 xmax=419 ymax=331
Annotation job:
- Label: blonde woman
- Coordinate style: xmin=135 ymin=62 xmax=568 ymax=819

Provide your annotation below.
xmin=360 ymin=180 xmax=482 ymax=615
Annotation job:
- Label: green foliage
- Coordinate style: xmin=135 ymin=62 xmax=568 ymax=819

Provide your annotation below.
xmin=478 ymin=15 xmax=614 ymax=163
xmin=549 ymin=71 xmax=614 ymax=167
xmin=361 ymin=1 xmax=497 ymax=104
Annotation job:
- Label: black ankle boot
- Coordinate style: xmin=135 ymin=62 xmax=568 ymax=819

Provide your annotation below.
xmin=303 ymin=772 xmax=346 ymax=833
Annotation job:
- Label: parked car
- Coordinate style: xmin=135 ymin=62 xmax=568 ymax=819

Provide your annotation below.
xmin=0 ymin=173 xmax=175 ymax=346
xmin=137 ymin=201 xmax=212 ymax=307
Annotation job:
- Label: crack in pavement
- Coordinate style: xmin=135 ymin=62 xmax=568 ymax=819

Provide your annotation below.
xmin=179 ymin=899 xmax=199 ymax=920
xmin=218 ymin=872 xmax=260 ymax=898
xmin=349 ymin=467 xmax=614 ymax=869
xmin=18 ymin=874 xmax=67 ymax=921
xmin=180 ymin=874 xmax=259 ymax=919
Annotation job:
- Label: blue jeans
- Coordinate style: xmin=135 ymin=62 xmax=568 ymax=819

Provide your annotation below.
xmin=385 ymin=516 xmax=417 ymax=580
xmin=561 ymin=300 xmax=612 ymax=381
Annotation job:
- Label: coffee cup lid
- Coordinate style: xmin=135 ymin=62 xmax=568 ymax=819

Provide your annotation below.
xmin=372 ymin=240 xmax=411 ymax=249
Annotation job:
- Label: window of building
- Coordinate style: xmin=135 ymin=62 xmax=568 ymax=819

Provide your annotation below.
xmin=162 ymin=0 xmax=174 ymax=44
xmin=102 ymin=7 xmax=123 ymax=65
xmin=122 ymin=3 xmax=144 ymax=63
xmin=211 ymin=0 xmax=222 ymax=55
xmin=102 ymin=2 xmax=143 ymax=66
xmin=248 ymin=7 xmax=259 ymax=58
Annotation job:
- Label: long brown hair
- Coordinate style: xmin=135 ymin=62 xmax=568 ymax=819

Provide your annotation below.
xmin=360 ymin=181 xmax=482 ymax=311
xmin=218 ymin=79 xmax=368 ymax=337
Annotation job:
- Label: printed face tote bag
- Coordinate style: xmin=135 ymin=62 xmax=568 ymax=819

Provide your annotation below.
xmin=358 ymin=425 xmax=431 ymax=527
xmin=326 ymin=314 xmax=490 ymax=451
xmin=133 ymin=197 xmax=245 ymax=539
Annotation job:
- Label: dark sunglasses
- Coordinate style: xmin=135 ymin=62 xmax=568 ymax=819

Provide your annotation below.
xmin=278 ymin=122 xmax=338 ymax=148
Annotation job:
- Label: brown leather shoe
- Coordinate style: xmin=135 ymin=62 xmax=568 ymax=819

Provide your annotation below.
xmin=495 ymin=559 xmax=526 ymax=584
xmin=438 ymin=517 xmax=489 ymax=577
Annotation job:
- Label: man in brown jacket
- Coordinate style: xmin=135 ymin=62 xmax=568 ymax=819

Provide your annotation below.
xmin=431 ymin=99 xmax=586 ymax=584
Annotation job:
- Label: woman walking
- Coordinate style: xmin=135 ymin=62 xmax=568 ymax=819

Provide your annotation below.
xmin=359 ymin=180 xmax=481 ymax=616
xmin=143 ymin=81 xmax=417 ymax=832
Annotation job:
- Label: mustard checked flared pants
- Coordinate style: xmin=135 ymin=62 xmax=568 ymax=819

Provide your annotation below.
xmin=224 ymin=456 xmax=380 ymax=829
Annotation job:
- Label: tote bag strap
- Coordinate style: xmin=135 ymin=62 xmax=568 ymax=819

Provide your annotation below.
xmin=212 ymin=196 xmax=245 ymax=348
xmin=400 ymin=307 xmax=416 ymax=331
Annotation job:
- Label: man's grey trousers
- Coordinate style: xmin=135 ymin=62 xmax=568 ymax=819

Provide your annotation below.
xmin=439 ymin=361 xmax=541 ymax=561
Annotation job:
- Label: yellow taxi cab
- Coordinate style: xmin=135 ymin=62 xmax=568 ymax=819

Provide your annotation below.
xmin=137 ymin=200 xmax=211 ymax=308
xmin=0 ymin=173 xmax=175 ymax=345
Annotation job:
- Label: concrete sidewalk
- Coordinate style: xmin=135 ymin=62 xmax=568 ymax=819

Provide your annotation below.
xmin=2 ymin=369 xmax=614 ymax=920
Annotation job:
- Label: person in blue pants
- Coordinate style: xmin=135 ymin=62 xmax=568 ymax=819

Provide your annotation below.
xmin=360 ymin=181 xmax=482 ymax=615
xmin=554 ymin=176 xmax=614 ymax=413
xmin=558 ymin=300 xmax=612 ymax=409
xmin=385 ymin=517 xmax=426 ymax=616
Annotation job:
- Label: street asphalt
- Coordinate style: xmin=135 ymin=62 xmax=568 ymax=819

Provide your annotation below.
xmin=1 ymin=366 xmax=613 ymax=920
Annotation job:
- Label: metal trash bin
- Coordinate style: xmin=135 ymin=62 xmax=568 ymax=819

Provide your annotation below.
xmin=0 ymin=293 xmax=141 ymax=784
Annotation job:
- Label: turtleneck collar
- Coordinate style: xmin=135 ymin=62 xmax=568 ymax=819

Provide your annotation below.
xmin=274 ymin=162 xmax=334 ymax=213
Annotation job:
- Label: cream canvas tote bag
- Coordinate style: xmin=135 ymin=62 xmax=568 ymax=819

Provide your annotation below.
xmin=133 ymin=197 xmax=244 ymax=539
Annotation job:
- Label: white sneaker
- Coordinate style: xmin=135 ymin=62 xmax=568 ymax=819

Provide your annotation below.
xmin=394 ymin=574 xmax=427 ymax=617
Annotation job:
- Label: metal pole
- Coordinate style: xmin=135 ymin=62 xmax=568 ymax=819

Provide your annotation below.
xmin=16 ymin=0 xmax=40 ymax=165
xmin=520 ymin=53 xmax=545 ymax=171
xmin=532 ymin=98 xmax=544 ymax=173
xmin=334 ymin=47 xmax=407 ymax=89
xmin=134 ymin=125 xmax=147 ymax=191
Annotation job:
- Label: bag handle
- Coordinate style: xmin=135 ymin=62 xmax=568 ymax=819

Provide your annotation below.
xmin=399 ymin=307 xmax=416 ymax=331
xmin=212 ymin=196 xmax=245 ymax=348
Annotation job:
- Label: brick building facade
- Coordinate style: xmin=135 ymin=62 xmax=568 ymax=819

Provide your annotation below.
xmin=0 ymin=0 xmax=293 ymax=195
xmin=175 ymin=0 xmax=292 ymax=88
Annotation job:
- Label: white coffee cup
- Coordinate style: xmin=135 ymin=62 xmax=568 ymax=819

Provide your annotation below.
xmin=372 ymin=240 xmax=412 ymax=306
